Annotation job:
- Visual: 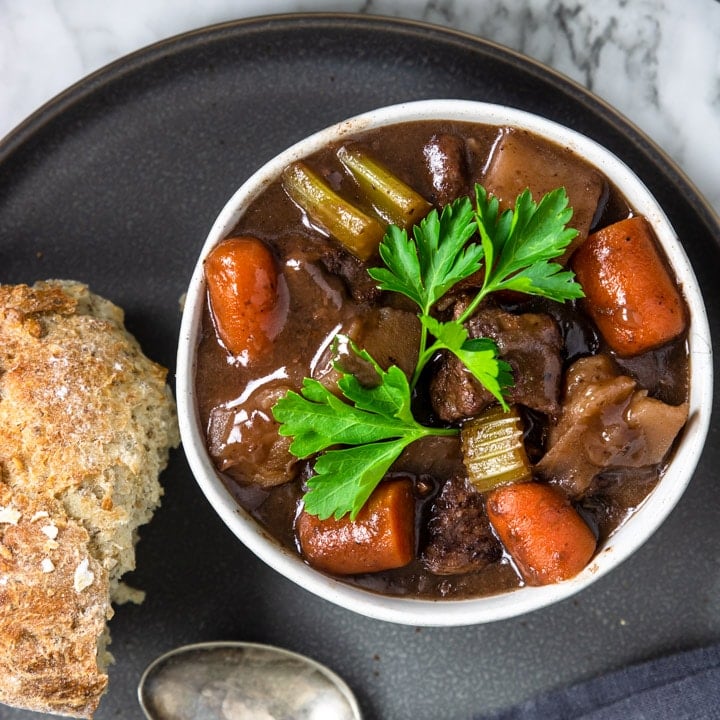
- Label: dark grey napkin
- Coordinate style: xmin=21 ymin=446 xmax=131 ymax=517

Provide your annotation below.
xmin=480 ymin=643 xmax=720 ymax=720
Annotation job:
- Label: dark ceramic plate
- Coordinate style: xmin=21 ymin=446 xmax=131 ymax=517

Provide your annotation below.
xmin=0 ymin=14 xmax=718 ymax=720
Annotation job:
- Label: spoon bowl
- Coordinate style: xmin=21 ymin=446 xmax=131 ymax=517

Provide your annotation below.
xmin=138 ymin=641 xmax=362 ymax=720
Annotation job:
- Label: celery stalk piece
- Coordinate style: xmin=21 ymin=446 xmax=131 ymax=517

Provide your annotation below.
xmin=461 ymin=405 xmax=531 ymax=492
xmin=282 ymin=162 xmax=385 ymax=261
xmin=337 ymin=146 xmax=433 ymax=229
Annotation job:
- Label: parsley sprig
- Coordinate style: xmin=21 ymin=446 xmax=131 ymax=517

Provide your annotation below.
xmin=273 ymin=342 xmax=456 ymax=519
xmin=458 ymin=186 xmax=583 ymax=322
xmin=273 ymin=184 xmax=583 ymax=520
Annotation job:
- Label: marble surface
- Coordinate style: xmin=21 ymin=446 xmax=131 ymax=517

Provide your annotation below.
xmin=1 ymin=0 xmax=719 ymax=218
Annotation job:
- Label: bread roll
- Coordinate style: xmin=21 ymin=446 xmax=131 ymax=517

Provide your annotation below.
xmin=0 ymin=281 xmax=180 ymax=718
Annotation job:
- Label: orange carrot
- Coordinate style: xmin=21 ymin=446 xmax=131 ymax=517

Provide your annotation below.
xmin=204 ymin=236 xmax=284 ymax=361
xmin=486 ymin=482 xmax=596 ymax=586
xmin=572 ymin=216 xmax=687 ymax=357
xmin=296 ymin=479 xmax=415 ymax=575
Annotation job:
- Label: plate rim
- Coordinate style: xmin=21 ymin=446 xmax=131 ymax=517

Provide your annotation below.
xmin=0 ymin=11 xmax=718 ymax=234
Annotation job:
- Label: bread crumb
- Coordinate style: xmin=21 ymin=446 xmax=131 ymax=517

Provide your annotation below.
xmin=41 ymin=558 xmax=55 ymax=573
xmin=40 ymin=524 xmax=59 ymax=540
xmin=0 ymin=507 xmax=21 ymax=525
xmin=112 ymin=581 xmax=146 ymax=605
xmin=30 ymin=511 xmax=49 ymax=522
xmin=74 ymin=558 xmax=95 ymax=592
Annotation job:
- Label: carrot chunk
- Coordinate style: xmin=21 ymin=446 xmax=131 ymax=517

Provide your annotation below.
xmin=572 ymin=216 xmax=687 ymax=357
xmin=486 ymin=482 xmax=596 ymax=586
xmin=296 ymin=479 xmax=415 ymax=575
xmin=204 ymin=237 xmax=284 ymax=361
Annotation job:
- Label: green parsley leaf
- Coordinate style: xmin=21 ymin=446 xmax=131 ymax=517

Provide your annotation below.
xmin=492 ymin=260 xmax=586 ymax=300
xmin=420 ymin=316 xmax=513 ymax=410
xmin=335 ymin=342 xmax=416 ymax=424
xmin=272 ymin=377 xmax=410 ymax=458
xmin=368 ymin=196 xmax=482 ymax=314
xmin=304 ymin=441 xmax=414 ymax=520
xmin=461 ymin=186 xmax=583 ymax=321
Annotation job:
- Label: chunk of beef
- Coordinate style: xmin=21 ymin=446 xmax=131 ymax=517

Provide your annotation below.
xmin=430 ymin=304 xmax=563 ymax=422
xmin=422 ymin=475 xmax=502 ymax=575
xmin=393 ymin=435 xmax=466 ymax=480
xmin=535 ymin=355 xmax=689 ymax=497
xmin=482 ymin=128 xmax=607 ymax=259
xmin=422 ymin=133 xmax=469 ymax=206
xmin=312 ymin=306 xmax=421 ymax=391
xmin=207 ymin=384 xmax=298 ymax=488
xmin=320 ymin=244 xmax=381 ymax=303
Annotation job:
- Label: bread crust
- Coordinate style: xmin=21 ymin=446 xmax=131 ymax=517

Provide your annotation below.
xmin=0 ymin=281 xmax=179 ymax=718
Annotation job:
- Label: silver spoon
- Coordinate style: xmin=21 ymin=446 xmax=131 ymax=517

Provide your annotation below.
xmin=138 ymin=641 xmax=363 ymax=720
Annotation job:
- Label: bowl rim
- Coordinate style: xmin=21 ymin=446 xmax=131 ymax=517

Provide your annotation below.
xmin=176 ymin=98 xmax=713 ymax=626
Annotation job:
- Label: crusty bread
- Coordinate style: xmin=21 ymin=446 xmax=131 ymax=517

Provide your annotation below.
xmin=0 ymin=280 xmax=180 ymax=718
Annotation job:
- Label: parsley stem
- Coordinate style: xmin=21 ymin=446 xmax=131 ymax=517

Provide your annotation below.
xmin=412 ymin=280 xmax=491 ymax=389
xmin=456 ymin=286 xmax=490 ymax=325
xmin=411 ymin=321 xmax=431 ymax=390
xmin=410 ymin=338 xmax=439 ymax=390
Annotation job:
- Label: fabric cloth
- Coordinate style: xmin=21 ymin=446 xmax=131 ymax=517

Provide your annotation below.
xmin=481 ymin=642 xmax=720 ymax=720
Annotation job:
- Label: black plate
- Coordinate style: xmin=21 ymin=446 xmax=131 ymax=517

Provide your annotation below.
xmin=1 ymin=14 xmax=718 ymax=720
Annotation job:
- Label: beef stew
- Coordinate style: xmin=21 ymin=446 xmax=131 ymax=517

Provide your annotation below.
xmin=194 ymin=119 xmax=689 ymax=600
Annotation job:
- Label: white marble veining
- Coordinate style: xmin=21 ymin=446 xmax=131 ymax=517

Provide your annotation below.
xmin=1 ymin=0 xmax=719 ymax=216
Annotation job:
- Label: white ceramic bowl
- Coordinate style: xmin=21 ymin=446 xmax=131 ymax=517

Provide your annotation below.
xmin=176 ymin=100 xmax=713 ymax=626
